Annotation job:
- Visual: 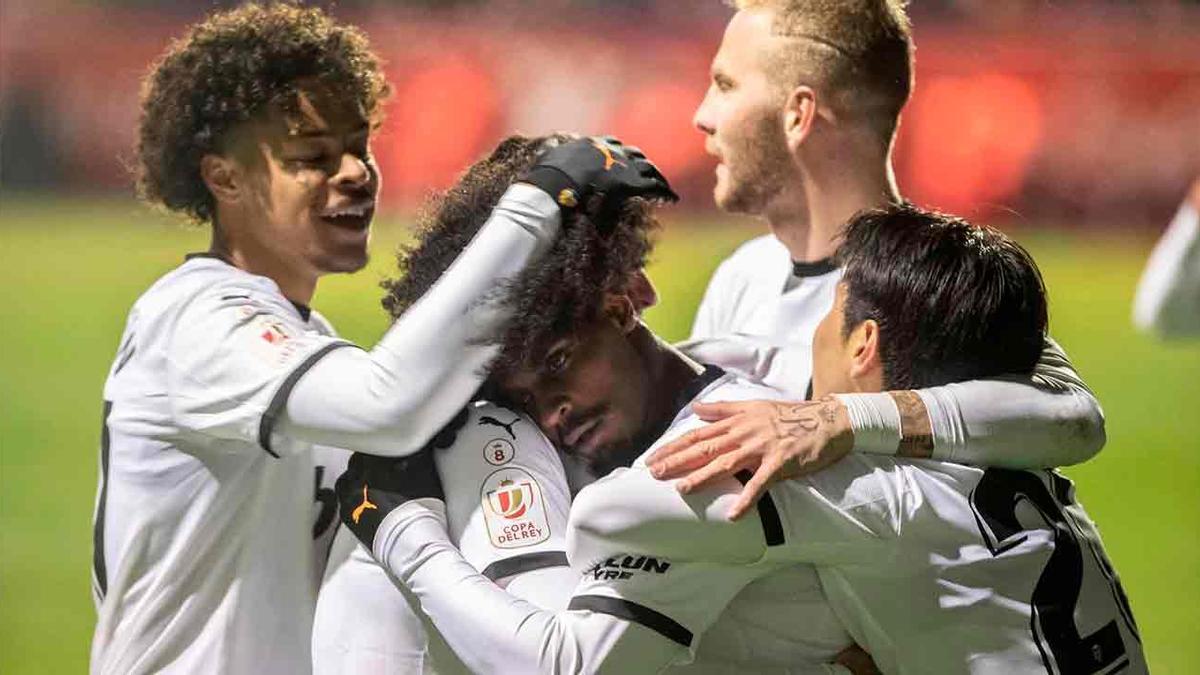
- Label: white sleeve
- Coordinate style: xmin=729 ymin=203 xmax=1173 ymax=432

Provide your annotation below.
xmin=166 ymin=278 xmax=351 ymax=456
xmin=437 ymin=402 xmax=573 ymax=586
xmin=1133 ymin=200 xmax=1200 ymax=337
xmin=677 ymin=334 xmax=814 ymax=399
xmin=689 ymin=258 xmax=736 ymax=341
xmin=844 ymin=336 xmax=1106 ymax=469
xmin=374 ymin=501 xmax=688 ymax=674
xmin=274 ymin=183 xmax=562 ymax=457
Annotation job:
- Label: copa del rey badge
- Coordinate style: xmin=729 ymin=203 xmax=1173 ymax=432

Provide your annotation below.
xmin=481 ymin=467 xmax=550 ymax=549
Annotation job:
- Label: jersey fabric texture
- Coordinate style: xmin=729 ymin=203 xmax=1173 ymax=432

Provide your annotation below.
xmin=366 ymin=371 xmax=852 ymax=674
xmin=91 ymin=256 xmax=352 ymax=675
xmin=575 ymin=380 xmax=1147 ymax=673
xmin=313 ymin=401 xmax=573 ymax=674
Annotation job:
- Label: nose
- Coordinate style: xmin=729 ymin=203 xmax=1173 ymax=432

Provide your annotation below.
xmin=537 ymin=395 xmax=572 ymax=444
xmin=333 ymin=152 xmax=372 ymax=192
xmin=693 ymin=91 xmax=715 ymax=135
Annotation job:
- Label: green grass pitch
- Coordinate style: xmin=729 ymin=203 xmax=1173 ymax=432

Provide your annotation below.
xmin=1 ymin=199 xmax=1196 ymax=672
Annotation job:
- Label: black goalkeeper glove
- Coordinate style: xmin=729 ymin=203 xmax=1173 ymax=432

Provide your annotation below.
xmin=335 ymin=408 xmax=468 ymax=549
xmin=520 ymin=136 xmax=679 ymax=220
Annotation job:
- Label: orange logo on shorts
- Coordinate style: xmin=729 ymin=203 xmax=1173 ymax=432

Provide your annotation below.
xmin=351 ymin=484 xmax=377 ymax=524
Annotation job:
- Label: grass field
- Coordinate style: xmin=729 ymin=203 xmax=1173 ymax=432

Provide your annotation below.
xmin=1 ymin=199 xmax=1197 ymax=673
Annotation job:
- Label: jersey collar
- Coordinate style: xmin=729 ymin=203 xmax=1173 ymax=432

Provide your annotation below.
xmin=791 ymin=257 xmax=839 ymax=278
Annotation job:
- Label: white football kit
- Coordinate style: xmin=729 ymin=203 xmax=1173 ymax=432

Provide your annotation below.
xmin=1133 ymin=197 xmax=1200 ymax=337
xmin=362 ymin=370 xmax=867 ymax=674
xmin=367 ymin=369 xmax=1146 ymax=673
xmin=91 ymin=184 xmax=563 ymax=675
xmin=313 ymin=401 xmax=574 ymax=674
xmin=681 ymin=234 xmax=1107 ymax=467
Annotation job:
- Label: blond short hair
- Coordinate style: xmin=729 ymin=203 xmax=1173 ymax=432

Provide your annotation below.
xmin=729 ymin=0 xmax=913 ymax=142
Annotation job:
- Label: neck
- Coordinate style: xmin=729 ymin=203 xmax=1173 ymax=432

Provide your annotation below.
xmin=210 ymin=220 xmax=317 ymax=306
xmin=765 ymin=140 xmax=901 ymax=263
xmin=633 ymin=325 xmax=707 ymax=433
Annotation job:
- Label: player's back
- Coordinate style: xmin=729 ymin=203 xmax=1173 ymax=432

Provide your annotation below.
xmin=92 ymin=257 xmax=337 ymax=675
xmin=774 ymin=455 xmax=1147 ymax=674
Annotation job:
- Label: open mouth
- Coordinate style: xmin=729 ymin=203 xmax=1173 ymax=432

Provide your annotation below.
xmin=320 ymin=200 xmax=375 ymax=230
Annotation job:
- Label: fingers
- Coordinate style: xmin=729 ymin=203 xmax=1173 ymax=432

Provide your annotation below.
xmin=691 ymin=399 xmax=755 ymax=421
xmin=676 ymin=447 xmax=759 ymax=495
xmin=727 ymin=459 xmax=777 ymax=521
xmin=647 ymin=418 xmax=736 ymax=473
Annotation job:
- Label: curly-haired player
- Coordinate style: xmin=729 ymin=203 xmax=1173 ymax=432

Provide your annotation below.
xmin=316 ymin=134 xmax=876 ymax=674
xmin=90 ymin=5 xmax=673 ymax=673
xmin=336 ymin=187 xmax=1145 ymax=672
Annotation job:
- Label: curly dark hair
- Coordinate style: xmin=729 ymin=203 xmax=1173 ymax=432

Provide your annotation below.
xmin=381 ymin=134 xmax=659 ymax=377
xmin=135 ymin=2 xmax=390 ymax=223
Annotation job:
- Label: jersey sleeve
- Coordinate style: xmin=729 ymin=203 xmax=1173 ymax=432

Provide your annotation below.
xmin=1133 ymin=196 xmax=1200 ymax=337
xmin=843 ymin=335 xmax=1106 ymax=469
xmin=436 ymin=402 xmax=572 ymax=585
xmin=566 ymin=471 xmax=777 ymax=658
xmin=689 ymin=256 xmax=737 ymax=341
xmin=913 ymin=336 xmax=1106 ymax=468
xmin=165 ymin=280 xmax=353 ymax=457
xmin=271 ymin=183 xmax=564 ymax=458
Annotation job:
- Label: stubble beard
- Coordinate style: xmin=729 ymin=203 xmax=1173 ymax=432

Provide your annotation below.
xmin=716 ymin=110 xmax=792 ymax=216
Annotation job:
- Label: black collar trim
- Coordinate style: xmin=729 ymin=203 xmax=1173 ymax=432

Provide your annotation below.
xmin=792 ymin=257 xmax=838 ymax=278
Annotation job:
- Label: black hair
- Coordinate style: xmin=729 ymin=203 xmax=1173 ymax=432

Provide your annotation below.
xmin=838 ymin=204 xmax=1048 ymax=389
xmin=135 ymin=2 xmax=390 ymax=223
xmin=381 ymin=134 xmax=659 ymax=377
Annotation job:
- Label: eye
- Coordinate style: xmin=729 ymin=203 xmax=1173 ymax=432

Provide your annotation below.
xmin=545 ymin=344 xmax=573 ymax=376
xmin=714 ymin=74 xmax=734 ymax=93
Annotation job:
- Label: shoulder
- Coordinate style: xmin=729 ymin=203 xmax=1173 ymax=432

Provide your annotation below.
xmin=711 ymin=235 xmax=789 ymax=280
xmin=569 ymin=466 xmax=766 ymax=566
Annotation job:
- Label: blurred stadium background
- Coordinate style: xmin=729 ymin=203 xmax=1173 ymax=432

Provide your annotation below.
xmin=1 ymin=0 xmax=1198 ymax=672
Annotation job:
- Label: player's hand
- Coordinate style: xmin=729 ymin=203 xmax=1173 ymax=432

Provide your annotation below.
xmin=335 ymin=410 xmax=462 ymax=549
xmin=645 ymin=396 xmax=853 ymax=520
xmin=834 ymin=644 xmax=881 ymax=675
xmin=520 ymin=136 xmax=678 ymax=221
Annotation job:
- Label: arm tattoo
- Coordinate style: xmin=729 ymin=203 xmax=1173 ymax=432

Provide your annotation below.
xmin=890 ymin=390 xmax=934 ymax=458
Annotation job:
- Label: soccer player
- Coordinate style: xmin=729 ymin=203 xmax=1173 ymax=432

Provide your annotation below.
xmin=651 ymin=0 xmax=1107 ymax=514
xmin=337 ymin=202 xmax=1145 ymax=673
xmin=91 ymin=5 xmax=673 ymax=673
xmin=1133 ymin=177 xmax=1200 ymax=337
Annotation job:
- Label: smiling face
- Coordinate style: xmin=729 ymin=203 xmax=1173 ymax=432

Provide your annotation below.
xmin=494 ymin=303 xmax=655 ymax=474
xmin=693 ymin=8 xmax=794 ymax=215
xmin=211 ymin=85 xmax=380 ymax=298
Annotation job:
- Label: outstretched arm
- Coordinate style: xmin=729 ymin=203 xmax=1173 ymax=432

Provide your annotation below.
xmin=650 ymin=336 xmax=1104 ymax=519
xmin=1133 ymin=181 xmax=1200 ymax=338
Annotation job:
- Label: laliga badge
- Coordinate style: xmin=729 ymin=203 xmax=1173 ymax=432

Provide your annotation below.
xmin=481 ymin=467 xmax=550 ymax=549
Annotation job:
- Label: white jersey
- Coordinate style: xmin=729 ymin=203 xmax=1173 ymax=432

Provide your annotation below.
xmin=1133 ymin=198 xmax=1200 ymax=337
xmin=576 ymin=379 xmax=1147 ymax=673
xmin=370 ymin=370 xmax=853 ymax=674
xmin=683 ymin=235 xmax=840 ymax=397
xmin=681 ymin=232 xmax=1108 ymax=469
xmin=91 ymin=256 xmax=353 ymax=675
xmin=313 ymin=401 xmax=574 ymax=674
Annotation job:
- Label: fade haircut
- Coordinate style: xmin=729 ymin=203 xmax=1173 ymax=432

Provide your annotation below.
xmin=838 ymin=204 xmax=1048 ymax=390
xmin=729 ymin=0 xmax=913 ymax=143
xmin=381 ymin=135 xmax=659 ymax=379
xmin=135 ymin=2 xmax=390 ymax=224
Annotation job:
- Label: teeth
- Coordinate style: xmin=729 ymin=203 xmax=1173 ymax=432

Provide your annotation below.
xmin=327 ymin=203 xmax=370 ymax=218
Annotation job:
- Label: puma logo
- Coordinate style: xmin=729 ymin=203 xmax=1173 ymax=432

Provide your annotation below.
xmin=479 ymin=415 xmax=521 ymax=440
xmin=592 ymin=139 xmax=626 ymax=171
xmin=351 ymin=484 xmax=377 ymax=524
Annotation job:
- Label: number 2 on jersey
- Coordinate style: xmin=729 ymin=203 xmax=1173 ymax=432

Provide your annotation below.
xmin=970 ymin=469 xmax=1140 ymax=674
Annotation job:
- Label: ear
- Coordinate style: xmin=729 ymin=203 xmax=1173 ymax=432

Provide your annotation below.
xmin=847 ymin=319 xmax=884 ymax=388
xmin=200 ymin=153 xmax=244 ymax=206
xmin=602 ymin=293 xmax=639 ymax=334
xmin=782 ymin=85 xmax=817 ymax=151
